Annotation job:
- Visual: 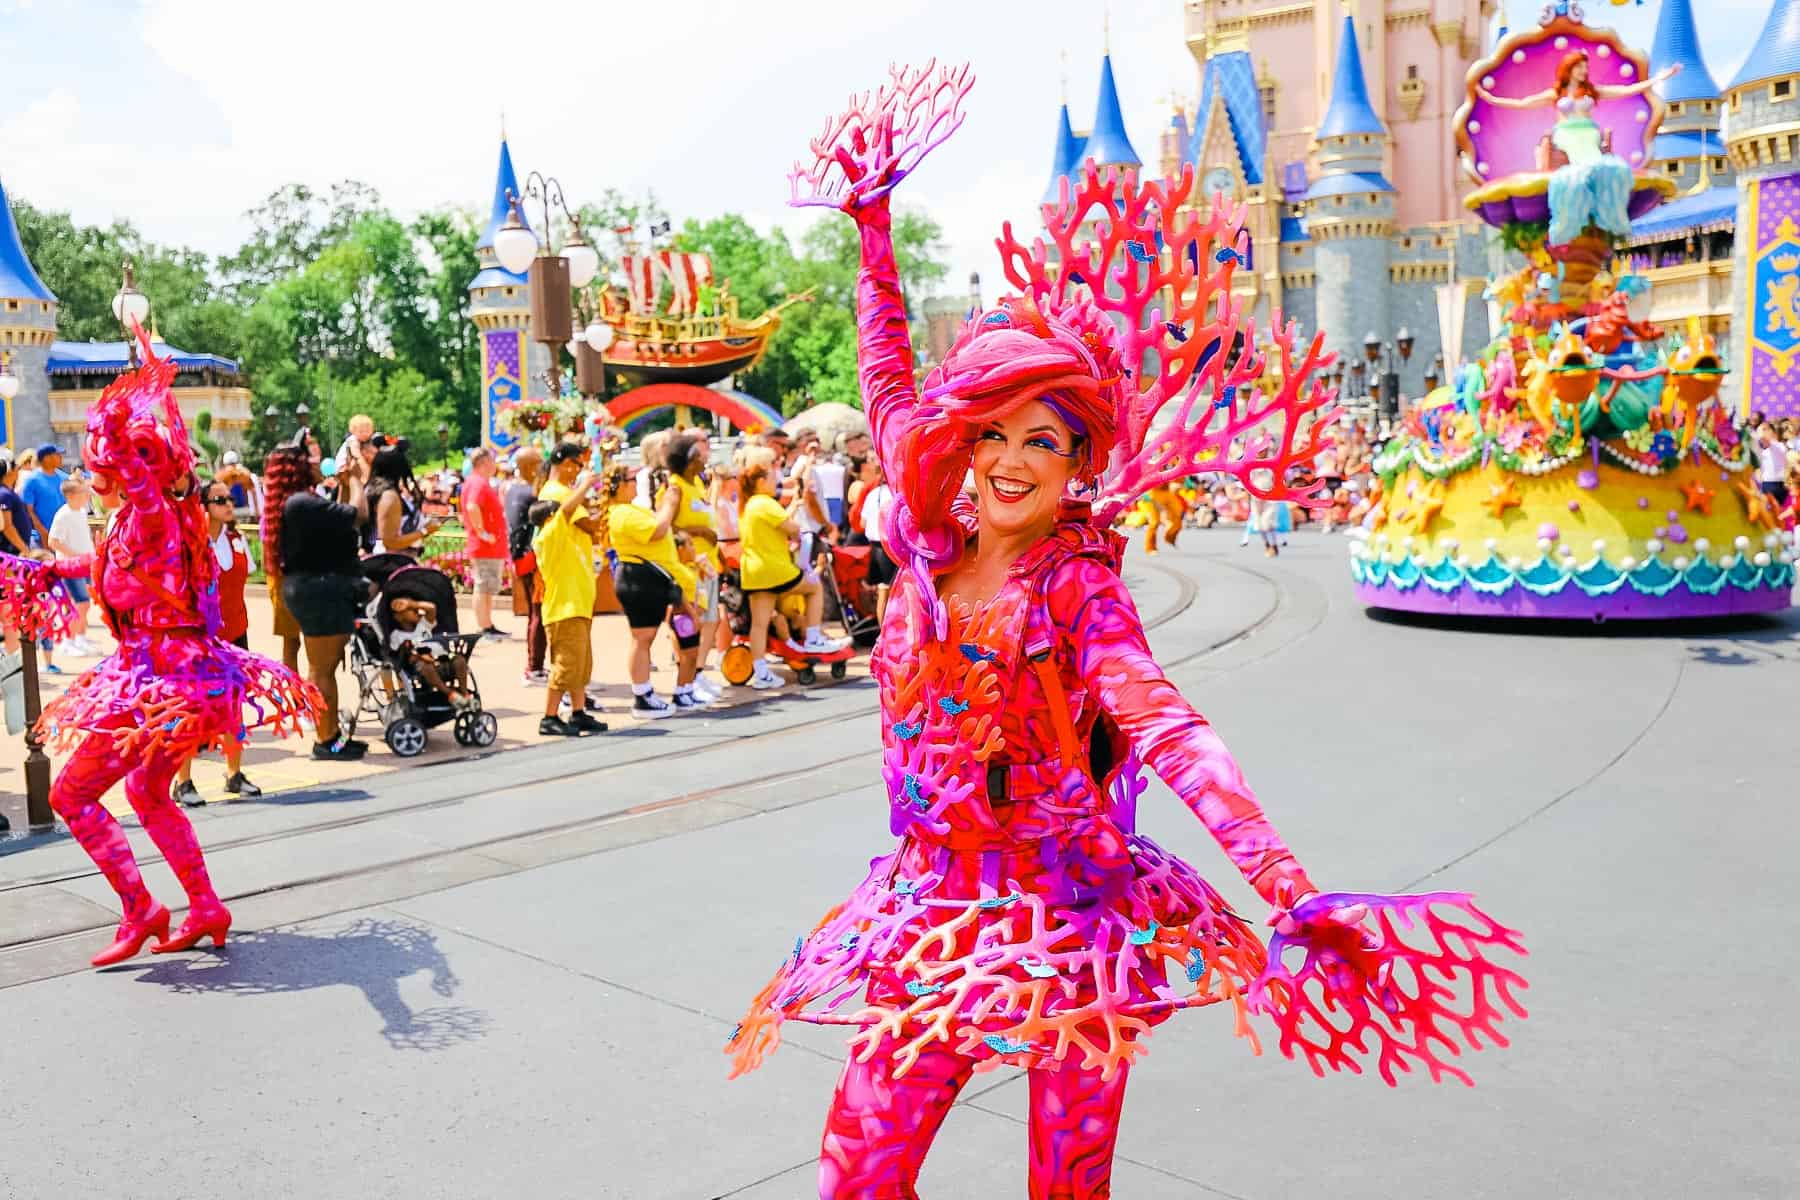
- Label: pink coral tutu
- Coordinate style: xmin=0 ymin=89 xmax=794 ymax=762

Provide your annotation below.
xmin=729 ymin=823 xmax=1268 ymax=1081
xmin=39 ymin=628 xmax=318 ymax=761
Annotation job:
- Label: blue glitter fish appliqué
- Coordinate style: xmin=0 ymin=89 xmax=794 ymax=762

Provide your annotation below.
xmin=905 ymin=980 xmax=945 ymax=997
xmin=890 ymin=719 xmax=924 ymax=740
xmin=937 ymin=697 xmax=969 ymax=716
xmin=983 ymin=1034 xmax=1033 ymax=1055
xmin=958 ymin=644 xmax=996 ymax=664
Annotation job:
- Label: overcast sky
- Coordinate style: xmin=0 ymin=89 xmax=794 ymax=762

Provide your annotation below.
xmin=0 ymin=0 xmax=1763 ymax=297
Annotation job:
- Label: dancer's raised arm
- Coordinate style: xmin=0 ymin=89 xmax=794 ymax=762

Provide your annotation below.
xmin=788 ymin=60 xmax=974 ymax=479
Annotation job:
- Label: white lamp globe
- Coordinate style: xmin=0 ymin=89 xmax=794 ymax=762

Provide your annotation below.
xmin=564 ymin=236 xmax=600 ymax=288
xmin=112 ymin=287 xmax=150 ymax=327
xmin=585 ymin=320 xmax=615 ymax=352
xmin=0 ymin=371 xmax=18 ymax=401
xmin=493 ymin=221 xmax=538 ymax=275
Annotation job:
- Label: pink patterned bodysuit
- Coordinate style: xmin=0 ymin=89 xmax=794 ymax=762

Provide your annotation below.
xmin=731 ymin=203 xmax=1309 ymax=1200
xmin=733 ymin=63 xmax=1525 ymax=1200
xmin=35 ymin=342 xmax=315 ymax=961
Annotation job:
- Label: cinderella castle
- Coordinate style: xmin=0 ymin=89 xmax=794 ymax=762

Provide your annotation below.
xmin=1042 ymin=0 xmax=1800 ymax=418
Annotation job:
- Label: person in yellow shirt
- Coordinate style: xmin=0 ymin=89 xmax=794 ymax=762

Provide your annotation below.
xmin=597 ymin=462 xmax=706 ymax=717
xmin=531 ymin=442 xmax=607 ymax=737
xmin=661 ymin=432 xmax=723 ymax=701
xmin=737 ymin=448 xmax=848 ymax=690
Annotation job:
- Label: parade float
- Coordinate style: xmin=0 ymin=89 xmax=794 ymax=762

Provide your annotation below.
xmin=1349 ymin=9 xmax=1796 ymax=619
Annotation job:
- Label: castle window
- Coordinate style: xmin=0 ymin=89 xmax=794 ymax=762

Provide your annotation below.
xmin=1407 ymin=65 xmax=1418 ymax=79
xmin=1714 ymin=157 xmax=1728 ymax=172
xmin=1668 ymin=102 xmax=1683 ymax=117
xmin=5 ymin=301 xmax=15 ymax=311
xmin=1261 ymin=84 xmax=1276 ymax=122
xmin=1773 ymin=79 xmax=1793 ymax=101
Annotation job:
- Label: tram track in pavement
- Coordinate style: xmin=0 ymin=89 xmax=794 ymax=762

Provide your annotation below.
xmin=0 ymin=545 xmax=1301 ymax=969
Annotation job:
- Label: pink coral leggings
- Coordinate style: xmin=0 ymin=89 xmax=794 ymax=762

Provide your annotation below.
xmin=818 ymin=1042 xmax=1129 ymax=1199
xmin=50 ymin=724 xmax=218 ymax=919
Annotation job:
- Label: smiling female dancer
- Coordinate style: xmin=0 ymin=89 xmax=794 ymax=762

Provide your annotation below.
xmin=726 ymin=64 xmax=1528 ymax=1200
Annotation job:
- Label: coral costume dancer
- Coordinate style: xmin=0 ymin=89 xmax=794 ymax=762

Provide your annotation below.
xmin=30 ymin=331 xmax=318 ymax=967
xmin=727 ymin=65 xmax=1529 ymax=1198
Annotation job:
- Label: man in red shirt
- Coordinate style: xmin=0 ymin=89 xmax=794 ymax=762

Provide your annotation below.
xmin=460 ymin=447 xmax=511 ymax=639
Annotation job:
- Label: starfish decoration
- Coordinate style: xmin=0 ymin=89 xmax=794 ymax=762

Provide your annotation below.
xmin=1412 ymin=482 xmax=1447 ymax=531
xmin=1483 ymin=477 xmax=1523 ymax=519
xmin=1681 ymin=479 xmax=1715 ymax=516
xmin=1732 ymin=477 xmax=1778 ymax=529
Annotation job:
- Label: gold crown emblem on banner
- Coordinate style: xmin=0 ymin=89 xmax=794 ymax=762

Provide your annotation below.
xmin=1775 ymin=253 xmax=1800 ymax=272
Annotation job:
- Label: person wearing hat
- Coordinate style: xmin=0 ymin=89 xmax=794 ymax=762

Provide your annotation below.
xmin=20 ymin=443 xmax=68 ymax=550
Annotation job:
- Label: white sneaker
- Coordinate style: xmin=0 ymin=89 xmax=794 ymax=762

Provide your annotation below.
xmin=747 ymin=667 xmax=785 ymax=690
xmin=633 ymin=693 xmax=676 ymax=719
xmin=672 ymin=689 xmax=711 ymax=712
xmin=73 ymin=636 xmax=101 ymax=656
xmin=56 ymin=641 xmax=87 ymax=659
xmin=692 ymin=675 xmax=721 ymax=702
xmin=799 ymin=631 xmax=850 ymax=655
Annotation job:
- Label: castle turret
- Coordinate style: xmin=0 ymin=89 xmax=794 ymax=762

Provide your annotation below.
xmin=1649 ymin=0 xmax=1730 ymax=191
xmin=1082 ymin=54 xmax=1140 ymax=169
xmin=0 ymin=174 xmax=57 ymax=451
xmin=1304 ymin=16 xmax=1393 ymax=401
xmin=1726 ymin=0 xmax=1800 ymax=420
xmin=468 ymin=138 xmax=552 ymax=446
xmin=1041 ymin=103 xmax=1088 ymax=209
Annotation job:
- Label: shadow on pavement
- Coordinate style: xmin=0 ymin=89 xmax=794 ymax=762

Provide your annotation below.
xmin=1364 ymin=606 xmax=1800 ymax=644
xmin=120 ymin=916 xmax=492 ymax=1052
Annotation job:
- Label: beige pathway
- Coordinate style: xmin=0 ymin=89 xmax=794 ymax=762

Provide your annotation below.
xmin=1 ymin=584 xmax=864 ymax=824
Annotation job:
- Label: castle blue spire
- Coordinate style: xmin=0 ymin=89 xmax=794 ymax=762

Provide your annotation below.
xmin=1083 ymin=55 xmax=1141 ymax=167
xmin=477 ymin=138 xmax=531 ymax=252
xmin=1041 ymin=103 xmax=1088 ymax=206
xmin=0 ymin=175 xmax=55 ymax=303
xmin=1652 ymin=0 xmax=1721 ymax=101
xmin=1730 ymin=0 xmax=1800 ymax=89
xmin=1316 ymin=16 xmax=1387 ymax=140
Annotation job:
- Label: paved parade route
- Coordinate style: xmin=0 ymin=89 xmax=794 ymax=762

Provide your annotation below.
xmin=2 ymin=532 xmax=1795 ymax=1199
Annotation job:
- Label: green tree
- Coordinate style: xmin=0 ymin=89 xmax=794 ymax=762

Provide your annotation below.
xmin=674 ymin=206 xmax=946 ymax=416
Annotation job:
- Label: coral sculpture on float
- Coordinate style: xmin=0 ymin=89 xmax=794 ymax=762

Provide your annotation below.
xmin=1351 ymin=8 xmax=1795 ymax=619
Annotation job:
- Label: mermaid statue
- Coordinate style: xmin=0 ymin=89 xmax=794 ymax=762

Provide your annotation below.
xmin=1477 ymin=51 xmax=1678 ymax=246
xmin=727 ymin=63 xmax=1529 ymax=1199
xmin=24 ymin=330 xmax=318 ymax=966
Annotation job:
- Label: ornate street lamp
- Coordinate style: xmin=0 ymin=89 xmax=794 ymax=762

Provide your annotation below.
xmin=0 ymin=351 xmax=19 ymax=404
xmin=263 ymin=403 xmax=280 ymax=436
xmin=495 ymin=171 xmax=595 ymax=402
xmin=436 ymin=421 xmax=450 ymax=466
xmin=1395 ymin=327 xmax=1415 ymax=363
xmin=112 ymin=262 xmax=151 ymax=366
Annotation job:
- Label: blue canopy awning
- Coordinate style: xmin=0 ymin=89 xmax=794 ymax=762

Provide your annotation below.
xmin=1626 ymin=186 xmax=1735 ymax=244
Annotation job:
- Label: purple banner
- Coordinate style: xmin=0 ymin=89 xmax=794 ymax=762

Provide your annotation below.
xmin=1746 ymin=174 xmax=1800 ymax=421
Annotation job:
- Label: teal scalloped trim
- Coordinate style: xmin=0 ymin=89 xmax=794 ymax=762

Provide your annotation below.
xmin=1350 ymin=551 xmax=1795 ymax=600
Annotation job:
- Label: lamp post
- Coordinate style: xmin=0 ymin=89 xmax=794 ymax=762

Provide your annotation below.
xmin=436 ymin=421 xmax=450 ymax=467
xmin=492 ymin=171 xmax=599 ymax=405
xmin=7 ymin=341 xmax=49 ymax=825
xmin=263 ymin=403 xmax=280 ymax=439
xmin=112 ymin=262 xmax=150 ymax=365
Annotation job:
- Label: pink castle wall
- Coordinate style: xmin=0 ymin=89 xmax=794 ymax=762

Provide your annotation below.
xmin=1191 ymin=0 xmax=1488 ymax=226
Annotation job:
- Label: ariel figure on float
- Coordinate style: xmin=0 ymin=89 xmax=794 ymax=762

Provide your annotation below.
xmin=21 ymin=331 xmax=318 ymax=967
xmin=1477 ymin=51 xmax=1679 ymax=245
xmin=728 ymin=63 xmax=1528 ymax=1198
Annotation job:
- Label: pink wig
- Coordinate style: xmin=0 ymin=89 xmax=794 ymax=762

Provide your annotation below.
xmin=891 ymin=294 xmax=1124 ymax=572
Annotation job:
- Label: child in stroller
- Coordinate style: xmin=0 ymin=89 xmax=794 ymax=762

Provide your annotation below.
xmin=386 ymin=597 xmax=476 ymax=714
xmin=344 ymin=555 xmax=498 ymax=757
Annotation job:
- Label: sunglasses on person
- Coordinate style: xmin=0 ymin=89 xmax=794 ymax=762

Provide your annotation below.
xmin=206 ymin=494 xmax=233 ymax=506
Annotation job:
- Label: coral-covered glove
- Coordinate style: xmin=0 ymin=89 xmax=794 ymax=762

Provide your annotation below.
xmin=788 ymin=60 xmax=973 ymax=219
xmin=0 ymin=550 xmax=82 ymax=643
xmin=1249 ymin=886 xmax=1529 ymax=1087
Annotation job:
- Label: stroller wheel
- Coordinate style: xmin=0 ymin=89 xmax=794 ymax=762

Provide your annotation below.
xmin=385 ymin=716 xmax=429 ymax=758
xmin=455 ymin=711 xmax=499 ymax=748
xmin=830 ymin=660 xmax=848 ymax=681
xmin=795 ymin=664 xmax=817 ymax=686
xmin=721 ymin=644 xmax=755 ymax=686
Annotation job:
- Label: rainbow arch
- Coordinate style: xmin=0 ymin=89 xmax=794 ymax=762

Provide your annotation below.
xmin=605 ymin=383 xmax=784 ymax=434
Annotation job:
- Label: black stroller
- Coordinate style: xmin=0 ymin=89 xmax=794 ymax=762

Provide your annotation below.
xmin=342 ymin=553 xmax=497 ymax=758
